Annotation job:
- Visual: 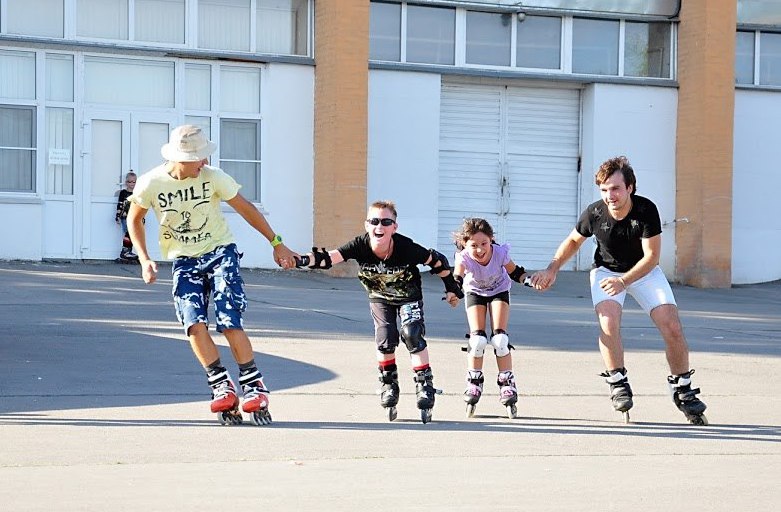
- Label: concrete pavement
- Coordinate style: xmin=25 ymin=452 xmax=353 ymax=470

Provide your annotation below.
xmin=0 ymin=260 xmax=779 ymax=511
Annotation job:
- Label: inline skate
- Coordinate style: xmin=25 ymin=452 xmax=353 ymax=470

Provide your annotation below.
xmin=414 ymin=367 xmax=440 ymax=424
xmin=463 ymin=370 xmax=484 ymax=418
xmin=497 ymin=370 xmax=518 ymax=419
xmin=208 ymin=368 xmax=242 ymax=426
xmin=600 ymin=367 xmax=633 ymax=423
xmin=239 ymin=368 xmax=272 ymax=426
xmin=378 ymin=367 xmax=400 ymax=421
xmin=668 ymin=370 xmax=708 ymax=425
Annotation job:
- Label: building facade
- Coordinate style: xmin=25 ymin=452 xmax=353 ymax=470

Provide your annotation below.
xmin=1 ymin=0 xmax=779 ymax=286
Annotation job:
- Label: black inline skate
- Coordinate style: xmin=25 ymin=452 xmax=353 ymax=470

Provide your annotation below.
xmin=668 ymin=370 xmax=708 ymax=425
xmin=378 ymin=368 xmax=400 ymax=421
xmin=600 ymin=367 xmax=633 ymax=423
xmin=414 ymin=367 xmax=440 ymax=424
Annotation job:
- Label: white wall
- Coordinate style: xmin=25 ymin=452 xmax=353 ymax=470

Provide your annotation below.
xmin=368 ymin=70 xmax=441 ymax=247
xmin=0 ymin=201 xmax=43 ymax=260
xmin=732 ymin=90 xmax=781 ymax=284
xmin=580 ymin=83 xmax=678 ymax=276
xmin=228 ymin=63 xmax=314 ymax=268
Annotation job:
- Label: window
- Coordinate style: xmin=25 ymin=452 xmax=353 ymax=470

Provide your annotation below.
xmin=84 ymin=57 xmax=174 ymax=108
xmin=257 ymin=0 xmax=309 ymax=55
xmin=186 ymin=64 xmax=212 ymax=111
xmin=220 ymin=120 xmax=262 ymax=202
xmin=199 ymin=0 xmax=251 ymax=52
xmin=759 ymin=32 xmax=781 ymax=86
xmin=517 ymin=15 xmax=561 ymax=69
xmin=7 ymin=0 xmax=64 ymax=38
xmin=77 ymin=0 xmax=129 ymax=40
xmin=220 ymin=66 xmax=260 ymax=113
xmin=406 ymin=5 xmax=455 ymax=65
xmin=0 ymin=106 xmax=36 ymax=193
xmin=573 ymin=18 xmax=619 ymax=75
xmin=46 ymin=54 xmax=74 ymax=102
xmin=46 ymin=108 xmax=74 ymax=195
xmin=370 ymin=1 xmax=401 ymax=61
xmin=736 ymin=31 xmax=755 ymax=85
xmin=0 ymin=50 xmax=36 ymax=100
xmin=466 ymin=11 xmax=512 ymax=66
xmin=624 ymin=21 xmax=671 ymax=78
xmin=136 ymin=0 xmax=186 ymax=44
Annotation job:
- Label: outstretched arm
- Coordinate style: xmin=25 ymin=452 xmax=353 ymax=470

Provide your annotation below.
xmin=424 ymin=249 xmax=463 ymax=306
xmin=531 ymin=229 xmax=587 ymax=290
xmin=294 ymin=248 xmax=345 ymax=269
xmin=226 ymin=193 xmax=299 ymax=268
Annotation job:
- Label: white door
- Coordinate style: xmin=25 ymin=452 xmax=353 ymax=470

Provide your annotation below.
xmin=81 ymin=112 xmax=175 ymax=260
xmin=438 ymin=82 xmax=580 ymax=269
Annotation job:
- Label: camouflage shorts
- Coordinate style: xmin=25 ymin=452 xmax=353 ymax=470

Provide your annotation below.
xmin=171 ymin=244 xmax=247 ymax=334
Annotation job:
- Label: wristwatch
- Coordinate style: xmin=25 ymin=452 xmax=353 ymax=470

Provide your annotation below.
xmin=270 ymin=234 xmax=283 ymax=247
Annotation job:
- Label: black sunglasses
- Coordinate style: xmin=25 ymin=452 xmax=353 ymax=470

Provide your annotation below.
xmin=366 ymin=217 xmax=396 ymax=226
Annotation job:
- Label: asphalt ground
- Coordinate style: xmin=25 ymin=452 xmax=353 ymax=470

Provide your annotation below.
xmin=0 ymin=260 xmax=779 ymax=511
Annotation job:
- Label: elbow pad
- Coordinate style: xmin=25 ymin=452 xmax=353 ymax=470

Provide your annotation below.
xmin=427 ymin=249 xmax=451 ymax=275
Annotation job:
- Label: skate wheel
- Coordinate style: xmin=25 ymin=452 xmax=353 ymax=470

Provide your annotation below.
xmin=218 ymin=410 xmax=243 ymax=426
xmin=466 ymin=403 xmax=476 ymax=418
xmin=506 ymin=404 xmax=517 ymax=419
xmin=688 ymin=413 xmax=708 ymax=426
xmin=386 ymin=406 xmax=398 ymax=422
xmin=622 ymin=411 xmax=631 ymax=424
xmin=251 ymin=409 xmax=272 ymax=426
xmin=421 ymin=408 xmax=432 ymax=424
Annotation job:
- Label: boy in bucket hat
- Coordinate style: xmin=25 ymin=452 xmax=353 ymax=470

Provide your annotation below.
xmin=127 ymin=124 xmax=298 ymax=426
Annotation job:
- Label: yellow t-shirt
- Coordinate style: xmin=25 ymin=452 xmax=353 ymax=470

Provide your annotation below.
xmin=130 ymin=164 xmax=241 ymax=259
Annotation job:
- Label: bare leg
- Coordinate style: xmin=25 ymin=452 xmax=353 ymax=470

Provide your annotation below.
xmin=187 ymin=322 xmax=220 ymax=367
xmin=594 ymin=299 xmax=625 ymax=370
xmin=489 ymin=301 xmax=512 ymax=372
xmin=222 ymin=328 xmax=255 ymax=365
xmin=650 ymin=304 xmax=690 ymax=375
xmin=466 ymin=304 xmax=487 ymax=370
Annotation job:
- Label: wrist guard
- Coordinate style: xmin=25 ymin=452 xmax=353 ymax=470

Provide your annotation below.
xmin=508 ymin=265 xmax=526 ymax=283
xmin=296 ymin=247 xmax=332 ymax=269
xmin=442 ymin=273 xmax=465 ymax=299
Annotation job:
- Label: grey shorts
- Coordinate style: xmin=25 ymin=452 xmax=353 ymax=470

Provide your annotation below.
xmin=171 ymin=244 xmax=247 ymax=334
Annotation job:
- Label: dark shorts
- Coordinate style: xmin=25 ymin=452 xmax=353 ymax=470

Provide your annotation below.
xmin=171 ymin=244 xmax=247 ymax=334
xmin=466 ymin=290 xmax=510 ymax=308
xmin=369 ymin=300 xmax=425 ymax=354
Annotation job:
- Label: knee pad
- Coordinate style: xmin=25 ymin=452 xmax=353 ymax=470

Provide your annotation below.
xmin=490 ymin=330 xmax=511 ymax=357
xmin=400 ymin=321 xmax=427 ymax=354
xmin=375 ymin=325 xmax=399 ymax=354
xmin=466 ymin=330 xmax=488 ymax=357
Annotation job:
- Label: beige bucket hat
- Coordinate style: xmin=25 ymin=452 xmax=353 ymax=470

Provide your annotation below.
xmin=160 ymin=125 xmax=217 ymax=162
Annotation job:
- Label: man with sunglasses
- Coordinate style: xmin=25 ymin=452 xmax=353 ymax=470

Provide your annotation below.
xmin=295 ymin=200 xmax=464 ymax=424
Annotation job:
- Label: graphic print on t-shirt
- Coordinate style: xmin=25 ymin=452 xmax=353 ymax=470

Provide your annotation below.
xmin=157 ymin=182 xmax=213 ymax=246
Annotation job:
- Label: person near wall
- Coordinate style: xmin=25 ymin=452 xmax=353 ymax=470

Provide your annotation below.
xmin=293 ymin=200 xmax=464 ymax=424
xmin=530 ymin=156 xmax=708 ymax=425
xmin=451 ymin=217 xmax=531 ymax=420
xmin=127 ymin=124 xmax=298 ymax=426
xmin=115 ymin=171 xmax=138 ymax=261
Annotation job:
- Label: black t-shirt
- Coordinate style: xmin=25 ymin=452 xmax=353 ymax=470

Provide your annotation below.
xmin=338 ymin=233 xmax=431 ymax=304
xmin=576 ymin=195 xmax=662 ymax=272
xmin=116 ymin=189 xmax=132 ymax=220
